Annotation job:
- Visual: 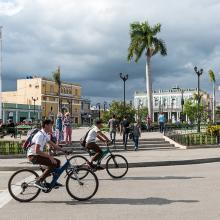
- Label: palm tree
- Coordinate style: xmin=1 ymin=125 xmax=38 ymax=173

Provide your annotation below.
xmin=127 ymin=21 xmax=167 ymax=120
xmin=53 ymin=66 xmax=61 ymax=113
xmin=208 ymin=69 xmax=216 ymax=123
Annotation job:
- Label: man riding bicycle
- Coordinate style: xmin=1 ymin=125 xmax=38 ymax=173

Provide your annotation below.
xmin=27 ymin=119 xmax=66 ymax=190
xmin=86 ymin=119 xmax=111 ymax=169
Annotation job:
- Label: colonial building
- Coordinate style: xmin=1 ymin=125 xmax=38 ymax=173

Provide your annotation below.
xmin=2 ymin=77 xmax=82 ymax=124
xmin=134 ymin=87 xmax=212 ymax=122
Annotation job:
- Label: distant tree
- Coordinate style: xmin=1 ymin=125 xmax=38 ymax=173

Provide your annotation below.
xmin=53 ymin=66 xmax=61 ymax=113
xmin=208 ymin=69 xmax=216 ymax=123
xmin=138 ymin=107 xmax=148 ymax=121
xmin=127 ymin=21 xmax=167 ymax=120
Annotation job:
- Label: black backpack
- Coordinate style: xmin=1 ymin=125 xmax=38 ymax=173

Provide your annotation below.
xmin=80 ymin=129 xmax=91 ymax=148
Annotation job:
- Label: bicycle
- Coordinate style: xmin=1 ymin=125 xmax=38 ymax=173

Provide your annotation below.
xmin=68 ymin=144 xmax=128 ymax=179
xmin=8 ymin=152 xmax=99 ymax=202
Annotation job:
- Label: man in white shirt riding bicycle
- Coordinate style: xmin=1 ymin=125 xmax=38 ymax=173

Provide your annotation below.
xmin=86 ymin=119 xmax=111 ymax=169
xmin=27 ymin=119 xmax=66 ymax=190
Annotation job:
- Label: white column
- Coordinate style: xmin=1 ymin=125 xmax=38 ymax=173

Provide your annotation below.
xmin=16 ymin=111 xmax=18 ymax=123
xmin=3 ymin=109 xmax=5 ymax=123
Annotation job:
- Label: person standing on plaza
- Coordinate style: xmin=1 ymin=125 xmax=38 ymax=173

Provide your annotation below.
xmin=158 ymin=112 xmax=166 ymax=133
xmin=146 ymin=115 xmax=152 ymax=132
xmin=131 ymin=120 xmax=141 ymax=151
xmin=55 ymin=112 xmax=63 ymax=144
xmin=120 ymin=116 xmax=130 ymax=150
xmin=108 ymin=114 xmax=118 ymax=146
xmin=63 ymin=112 xmax=73 ymax=145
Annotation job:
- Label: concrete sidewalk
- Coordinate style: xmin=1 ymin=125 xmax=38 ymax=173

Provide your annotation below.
xmin=1 ymin=147 xmax=220 ymax=171
xmin=1 ymin=128 xmax=164 ymax=141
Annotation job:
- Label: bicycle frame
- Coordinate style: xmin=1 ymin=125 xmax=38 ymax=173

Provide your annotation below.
xmin=94 ymin=146 xmax=113 ymax=165
xmin=46 ymin=155 xmax=80 ymax=190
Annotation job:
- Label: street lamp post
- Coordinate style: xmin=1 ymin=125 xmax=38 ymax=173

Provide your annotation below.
xmin=119 ymin=73 xmax=128 ymax=108
xmin=181 ymin=89 xmax=185 ymax=123
xmin=194 ymin=66 xmax=203 ymax=133
xmin=32 ymin=97 xmax=38 ymax=122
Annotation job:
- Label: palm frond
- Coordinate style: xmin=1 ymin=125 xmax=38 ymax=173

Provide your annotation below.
xmin=53 ymin=68 xmax=61 ymax=85
xmin=208 ymin=69 xmax=216 ymax=83
xmin=127 ymin=21 xmax=167 ymax=62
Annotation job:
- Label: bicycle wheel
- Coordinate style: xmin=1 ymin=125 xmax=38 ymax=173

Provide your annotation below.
xmin=66 ymin=168 xmax=99 ymax=201
xmin=106 ymin=154 xmax=128 ymax=178
xmin=67 ymin=155 xmax=89 ymax=179
xmin=8 ymin=169 xmax=41 ymax=202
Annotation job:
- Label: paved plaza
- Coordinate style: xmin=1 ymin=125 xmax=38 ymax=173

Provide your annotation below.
xmin=1 ymin=163 xmax=220 ymax=220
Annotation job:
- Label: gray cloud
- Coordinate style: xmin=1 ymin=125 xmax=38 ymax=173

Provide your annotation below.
xmin=1 ymin=0 xmax=220 ymax=104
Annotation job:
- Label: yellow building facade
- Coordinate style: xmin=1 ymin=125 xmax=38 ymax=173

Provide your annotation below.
xmin=2 ymin=77 xmax=82 ymax=124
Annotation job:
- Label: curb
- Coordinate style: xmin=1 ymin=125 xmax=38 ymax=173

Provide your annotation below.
xmin=1 ymin=157 xmax=220 ymax=171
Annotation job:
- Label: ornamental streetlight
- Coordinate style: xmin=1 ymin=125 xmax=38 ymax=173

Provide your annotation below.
xmin=119 ymin=73 xmax=128 ymax=108
xmin=181 ymin=89 xmax=185 ymax=123
xmin=194 ymin=66 xmax=203 ymax=133
xmin=32 ymin=97 xmax=38 ymax=121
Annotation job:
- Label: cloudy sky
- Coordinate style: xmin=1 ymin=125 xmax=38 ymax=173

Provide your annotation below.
xmin=0 ymin=0 xmax=220 ymax=105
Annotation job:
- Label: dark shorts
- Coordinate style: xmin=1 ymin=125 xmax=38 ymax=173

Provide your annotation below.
xmin=86 ymin=142 xmax=102 ymax=153
xmin=28 ymin=155 xmax=60 ymax=169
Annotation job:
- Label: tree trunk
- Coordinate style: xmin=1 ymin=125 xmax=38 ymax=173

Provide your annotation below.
xmin=146 ymin=55 xmax=153 ymax=121
xmin=58 ymin=85 xmax=61 ymax=113
xmin=213 ymin=83 xmax=215 ymax=123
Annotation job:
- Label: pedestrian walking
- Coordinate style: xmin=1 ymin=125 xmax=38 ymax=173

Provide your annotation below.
xmin=55 ymin=112 xmax=63 ymax=144
xmin=131 ymin=120 xmax=141 ymax=151
xmin=158 ymin=112 xmax=166 ymax=133
xmin=108 ymin=114 xmax=118 ymax=146
xmin=63 ymin=112 xmax=73 ymax=145
xmin=120 ymin=116 xmax=130 ymax=150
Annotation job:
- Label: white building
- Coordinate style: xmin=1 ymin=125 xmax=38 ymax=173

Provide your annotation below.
xmin=134 ymin=87 xmax=212 ymax=122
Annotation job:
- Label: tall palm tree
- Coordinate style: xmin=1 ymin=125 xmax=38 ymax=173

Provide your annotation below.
xmin=53 ymin=66 xmax=61 ymax=113
xmin=127 ymin=21 xmax=167 ymax=120
xmin=208 ymin=69 xmax=216 ymax=123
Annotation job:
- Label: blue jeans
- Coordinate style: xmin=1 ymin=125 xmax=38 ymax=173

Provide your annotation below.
xmin=133 ymin=136 xmax=139 ymax=149
xmin=110 ymin=131 xmax=116 ymax=145
xmin=159 ymin=122 xmax=165 ymax=133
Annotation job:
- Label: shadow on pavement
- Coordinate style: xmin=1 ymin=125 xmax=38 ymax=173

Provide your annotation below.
xmin=99 ymin=176 xmax=204 ymax=181
xmin=32 ymin=197 xmax=199 ymax=206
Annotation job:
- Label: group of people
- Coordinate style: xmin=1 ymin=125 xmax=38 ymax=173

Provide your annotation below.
xmin=53 ymin=112 xmax=73 ymax=145
xmin=108 ymin=115 xmax=141 ymax=151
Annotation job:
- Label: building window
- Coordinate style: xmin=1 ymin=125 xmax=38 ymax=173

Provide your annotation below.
xmin=50 ymin=85 xmax=54 ymax=93
xmin=75 ymin=89 xmax=78 ymax=96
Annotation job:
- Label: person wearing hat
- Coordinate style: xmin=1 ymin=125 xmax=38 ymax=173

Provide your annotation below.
xmin=85 ymin=119 xmax=111 ymax=169
xmin=63 ymin=112 xmax=73 ymax=145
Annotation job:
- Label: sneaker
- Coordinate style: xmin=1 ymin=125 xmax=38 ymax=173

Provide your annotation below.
xmin=34 ymin=180 xmax=47 ymax=191
xmin=54 ymin=182 xmax=63 ymax=187
xmin=96 ymin=165 xmax=105 ymax=170
xmin=134 ymin=147 xmax=138 ymax=151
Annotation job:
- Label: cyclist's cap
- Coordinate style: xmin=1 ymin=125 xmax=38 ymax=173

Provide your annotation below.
xmin=94 ymin=119 xmax=103 ymax=125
